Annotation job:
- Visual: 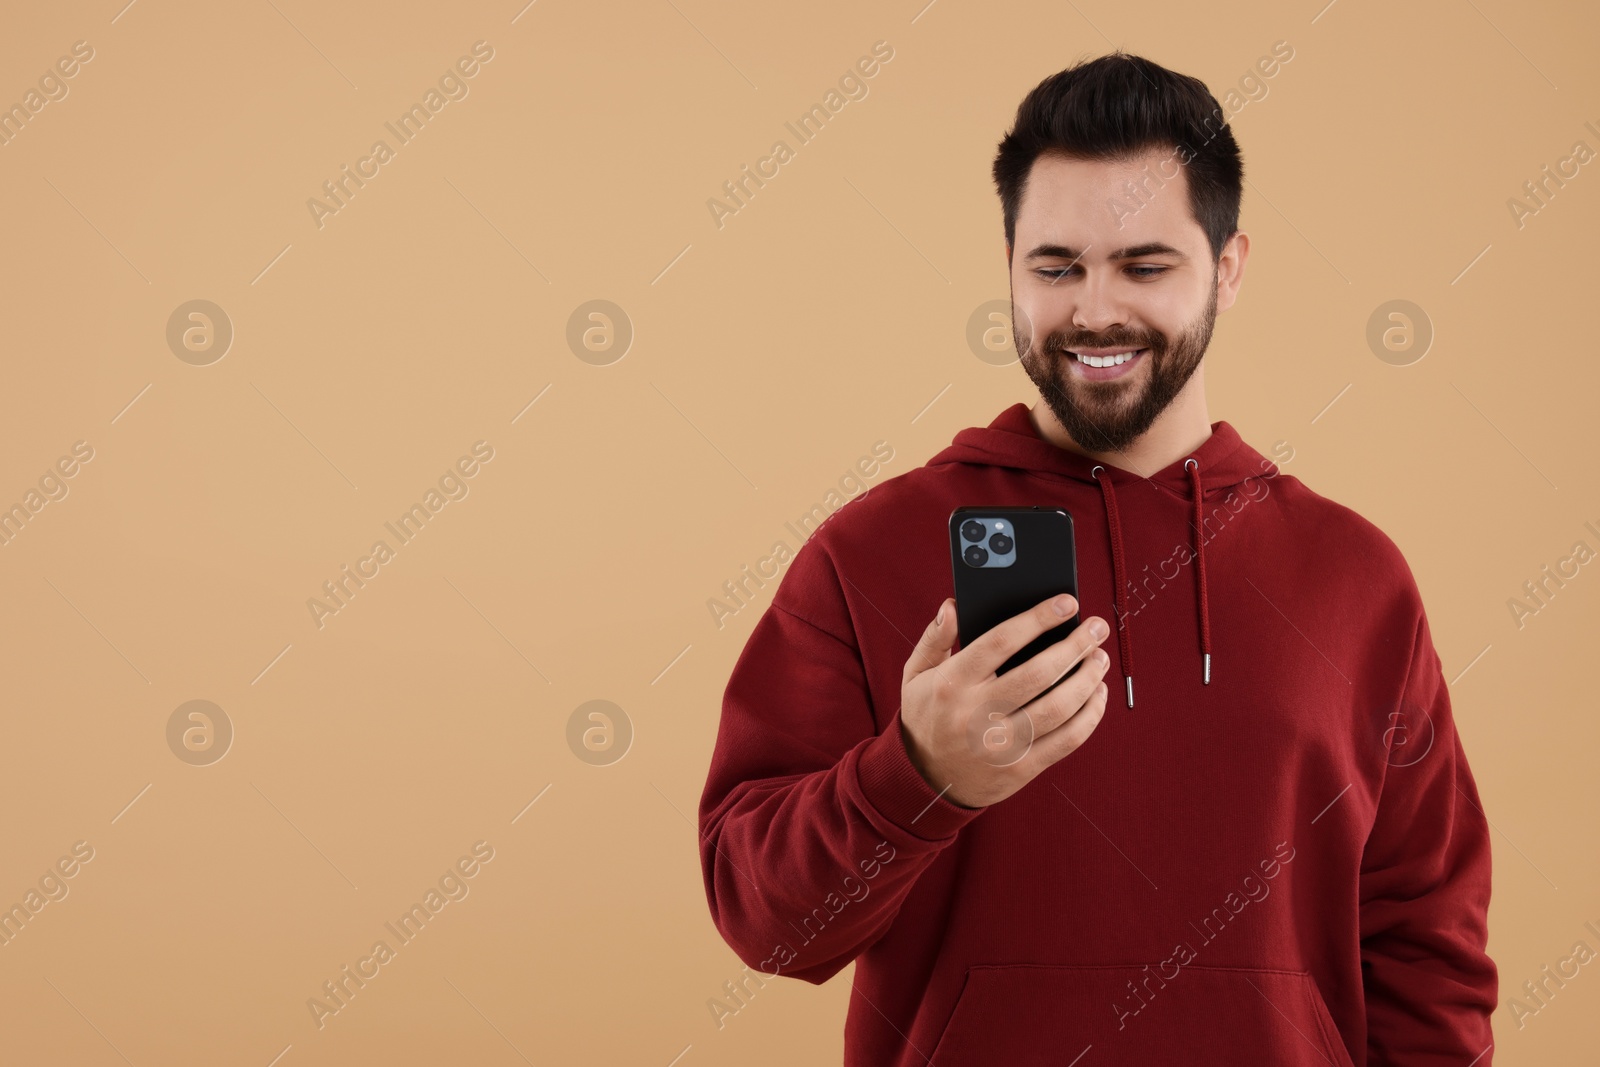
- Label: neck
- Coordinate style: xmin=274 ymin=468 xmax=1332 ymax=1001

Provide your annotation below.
xmin=1029 ymin=367 xmax=1212 ymax=477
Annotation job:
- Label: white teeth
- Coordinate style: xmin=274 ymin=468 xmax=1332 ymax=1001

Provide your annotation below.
xmin=1073 ymin=349 xmax=1141 ymax=368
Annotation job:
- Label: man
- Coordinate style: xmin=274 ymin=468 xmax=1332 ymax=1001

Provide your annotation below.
xmin=698 ymin=51 xmax=1496 ymax=1065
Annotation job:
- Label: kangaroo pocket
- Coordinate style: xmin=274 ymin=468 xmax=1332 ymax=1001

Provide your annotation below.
xmin=928 ymin=963 xmax=1354 ymax=1067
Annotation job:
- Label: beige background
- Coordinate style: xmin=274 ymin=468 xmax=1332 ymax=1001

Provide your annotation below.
xmin=0 ymin=0 xmax=1595 ymax=1063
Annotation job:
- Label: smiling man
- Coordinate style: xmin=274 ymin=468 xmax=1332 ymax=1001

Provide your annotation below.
xmin=699 ymin=52 xmax=1497 ymax=1065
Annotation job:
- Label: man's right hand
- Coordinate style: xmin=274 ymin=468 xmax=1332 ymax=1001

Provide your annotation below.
xmin=898 ymin=594 xmax=1111 ymax=809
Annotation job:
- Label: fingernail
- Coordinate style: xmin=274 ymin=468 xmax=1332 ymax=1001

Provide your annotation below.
xmin=1053 ymin=595 xmax=1074 ymax=617
xmin=936 ymin=603 xmax=945 ymax=625
xmin=1090 ymin=619 xmax=1109 ymax=640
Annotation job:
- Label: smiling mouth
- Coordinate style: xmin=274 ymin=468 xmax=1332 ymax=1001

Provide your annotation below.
xmin=1070 ymin=347 xmax=1147 ymax=368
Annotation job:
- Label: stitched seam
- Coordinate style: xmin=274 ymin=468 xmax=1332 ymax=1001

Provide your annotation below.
xmin=924 ymin=967 xmax=974 ymax=1065
xmin=964 ymin=962 xmax=1313 ymax=977
xmin=772 ymin=600 xmax=858 ymax=653
xmin=1302 ymin=972 xmax=1348 ymax=1067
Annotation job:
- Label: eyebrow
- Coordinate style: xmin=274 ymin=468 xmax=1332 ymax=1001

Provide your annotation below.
xmin=1023 ymin=241 xmax=1189 ymax=262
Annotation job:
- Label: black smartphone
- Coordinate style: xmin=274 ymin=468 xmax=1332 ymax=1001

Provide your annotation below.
xmin=948 ymin=506 xmax=1081 ymax=685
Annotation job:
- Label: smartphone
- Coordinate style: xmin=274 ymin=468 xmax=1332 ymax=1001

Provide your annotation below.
xmin=948 ymin=506 xmax=1081 ymax=685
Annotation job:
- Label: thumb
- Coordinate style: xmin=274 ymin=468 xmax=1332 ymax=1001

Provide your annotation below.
xmin=904 ymin=598 xmax=958 ymax=684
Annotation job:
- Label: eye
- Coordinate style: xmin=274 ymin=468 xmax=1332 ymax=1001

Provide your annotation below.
xmin=1033 ymin=265 xmax=1170 ymax=281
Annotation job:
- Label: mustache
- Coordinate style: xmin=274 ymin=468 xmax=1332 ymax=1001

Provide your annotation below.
xmin=1043 ymin=332 xmax=1162 ymax=353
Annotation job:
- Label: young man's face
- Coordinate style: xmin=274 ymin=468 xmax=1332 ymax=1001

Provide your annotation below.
xmin=1007 ymin=148 xmax=1244 ymax=453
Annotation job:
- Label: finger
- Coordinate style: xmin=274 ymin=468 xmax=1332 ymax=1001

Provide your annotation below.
xmin=1012 ymin=644 xmax=1110 ymax=738
xmin=965 ymin=648 xmax=1106 ymax=773
xmin=987 ymin=614 xmax=1110 ymax=707
xmin=1024 ymin=677 xmax=1110 ymax=771
xmin=952 ymin=593 xmax=1080 ymax=685
xmin=903 ymin=597 xmax=959 ymax=686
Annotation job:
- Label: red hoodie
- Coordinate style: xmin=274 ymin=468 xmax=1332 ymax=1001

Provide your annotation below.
xmin=698 ymin=403 xmax=1497 ymax=1065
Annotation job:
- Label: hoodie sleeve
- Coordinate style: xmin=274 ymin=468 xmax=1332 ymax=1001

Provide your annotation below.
xmin=1359 ymin=606 xmax=1498 ymax=1063
xmin=697 ymin=537 xmax=984 ymax=985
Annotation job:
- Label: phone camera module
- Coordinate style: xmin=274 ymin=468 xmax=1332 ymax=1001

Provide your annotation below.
xmin=958 ymin=515 xmax=1020 ymax=568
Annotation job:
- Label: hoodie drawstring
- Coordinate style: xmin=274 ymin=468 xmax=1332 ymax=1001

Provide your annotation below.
xmin=1185 ymin=458 xmax=1213 ymax=686
xmin=1090 ymin=465 xmax=1136 ymax=709
xmin=1091 ymin=458 xmax=1214 ymax=708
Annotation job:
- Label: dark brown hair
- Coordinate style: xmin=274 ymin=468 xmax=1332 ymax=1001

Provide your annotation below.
xmin=993 ymin=51 xmax=1243 ymax=262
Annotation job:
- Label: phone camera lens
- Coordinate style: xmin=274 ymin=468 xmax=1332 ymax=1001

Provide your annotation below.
xmin=963 ymin=544 xmax=989 ymax=567
xmin=989 ymin=533 xmax=1013 ymax=554
xmin=961 ymin=520 xmax=985 ymax=543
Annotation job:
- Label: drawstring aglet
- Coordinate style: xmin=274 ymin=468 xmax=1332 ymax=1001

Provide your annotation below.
xmin=1125 ymin=675 xmax=1134 ymax=709
xmin=1203 ymin=653 xmax=1211 ymax=685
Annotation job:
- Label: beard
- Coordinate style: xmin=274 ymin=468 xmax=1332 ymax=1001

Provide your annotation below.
xmin=1015 ymin=274 xmax=1218 ymax=454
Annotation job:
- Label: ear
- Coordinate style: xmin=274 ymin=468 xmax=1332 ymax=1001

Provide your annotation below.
xmin=1215 ymin=231 xmax=1250 ymax=314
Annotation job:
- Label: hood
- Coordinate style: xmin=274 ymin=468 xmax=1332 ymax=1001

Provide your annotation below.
xmin=925 ymin=402 xmax=1281 ymax=708
xmin=927 ymin=402 xmax=1274 ymax=493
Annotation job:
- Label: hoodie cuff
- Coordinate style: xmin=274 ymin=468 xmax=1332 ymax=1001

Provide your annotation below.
xmin=855 ymin=710 xmax=985 ymax=842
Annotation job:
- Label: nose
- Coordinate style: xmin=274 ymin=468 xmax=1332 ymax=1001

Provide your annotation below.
xmin=1072 ymin=270 xmax=1126 ymax=334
